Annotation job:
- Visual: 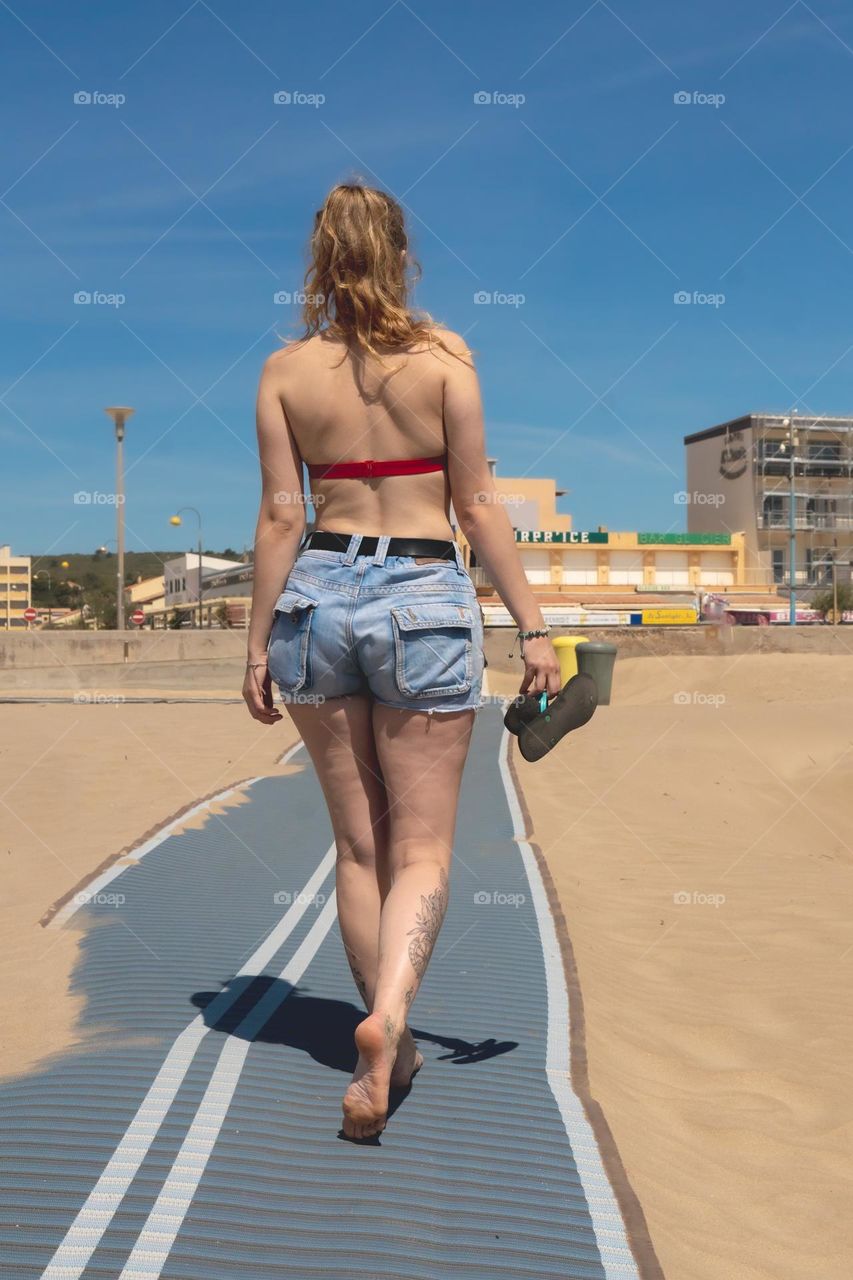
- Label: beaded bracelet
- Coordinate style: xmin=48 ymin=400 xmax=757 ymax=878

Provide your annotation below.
xmin=508 ymin=626 xmax=551 ymax=657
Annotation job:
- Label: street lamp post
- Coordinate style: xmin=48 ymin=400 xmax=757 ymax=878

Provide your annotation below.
xmin=104 ymin=407 xmax=135 ymax=629
xmin=170 ymin=508 xmax=204 ymax=628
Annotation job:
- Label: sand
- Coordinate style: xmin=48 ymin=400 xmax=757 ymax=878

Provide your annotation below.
xmin=493 ymin=654 xmax=853 ymax=1280
xmin=2 ymin=654 xmax=852 ymax=1279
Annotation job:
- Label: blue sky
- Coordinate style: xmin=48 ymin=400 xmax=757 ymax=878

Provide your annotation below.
xmin=3 ymin=0 xmax=853 ymax=556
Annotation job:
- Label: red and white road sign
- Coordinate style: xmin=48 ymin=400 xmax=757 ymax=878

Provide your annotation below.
xmin=130 ymin=609 xmax=145 ymax=626
xmin=24 ymin=607 xmax=38 ymax=622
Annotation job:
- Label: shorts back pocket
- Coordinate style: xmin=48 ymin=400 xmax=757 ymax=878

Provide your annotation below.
xmin=268 ymin=590 xmax=318 ymax=691
xmin=390 ymin=601 xmax=474 ymax=698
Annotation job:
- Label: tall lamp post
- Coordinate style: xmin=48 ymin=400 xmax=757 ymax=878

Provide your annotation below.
xmin=780 ymin=415 xmax=799 ymax=626
xmin=170 ymin=508 xmax=204 ymax=629
xmin=104 ymin=406 xmax=135 ymax=629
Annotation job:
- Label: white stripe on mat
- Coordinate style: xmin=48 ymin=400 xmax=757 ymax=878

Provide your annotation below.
xmin=49 ymin=740 xmax=304 ymax=930
xmin=117 ymin=894 xmax=339 ymax=1279
xmin=498 ymin=729 xmax=640 ymax=1280
xmin=40 ymin=840 xmax=335 ymax=1280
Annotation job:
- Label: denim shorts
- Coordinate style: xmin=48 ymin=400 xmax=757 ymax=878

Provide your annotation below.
xmin=267 ymin=534 xmax=485 ymax=714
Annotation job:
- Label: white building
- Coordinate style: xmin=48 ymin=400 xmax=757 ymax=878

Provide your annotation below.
xmin=163 ymin=554 xmax=242 ymax=608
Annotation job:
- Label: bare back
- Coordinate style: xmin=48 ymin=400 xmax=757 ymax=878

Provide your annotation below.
xmin=269 ymin=330 xmax=459 ymax=539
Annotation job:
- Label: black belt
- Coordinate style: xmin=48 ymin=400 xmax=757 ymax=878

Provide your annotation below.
xmin=303 ymin=531 xmax=457 ymax=560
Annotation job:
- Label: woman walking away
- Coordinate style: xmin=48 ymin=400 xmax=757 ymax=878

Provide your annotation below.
xmin=243 ymin=181 xmax=560 ymax=1140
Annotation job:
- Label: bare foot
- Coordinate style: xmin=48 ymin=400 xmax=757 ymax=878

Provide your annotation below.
xmin=391 ymin=1027 xmax=424 ymax=1089
xmin=342 ymin=1012 xmax=396 ymax=1140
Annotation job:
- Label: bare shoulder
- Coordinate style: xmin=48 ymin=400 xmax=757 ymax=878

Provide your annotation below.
xmin=260 ymin=335 xmax=323 ymax=387
xmin=427 ymin=325 xmax=476 ymax=368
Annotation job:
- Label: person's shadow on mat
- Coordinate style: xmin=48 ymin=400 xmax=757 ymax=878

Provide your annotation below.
xmin=191 ymin=976 xmax=517 ymax=1075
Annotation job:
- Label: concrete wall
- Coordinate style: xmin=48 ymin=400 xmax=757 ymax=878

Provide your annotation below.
xmin=2 ymin=625 xmax=851 ymax=692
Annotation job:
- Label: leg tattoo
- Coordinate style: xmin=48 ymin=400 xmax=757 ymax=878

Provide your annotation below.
xmin=406 ymin=867 xmax=449 ymax=980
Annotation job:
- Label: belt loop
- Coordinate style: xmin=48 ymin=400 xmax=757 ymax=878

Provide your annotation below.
xmin=343 ymin=534 xmax=362 ymax=565
xmin=371 ymin=534 xmax=391 ymax=566
xmin=452 ymin=539 xmax=466 ymax=576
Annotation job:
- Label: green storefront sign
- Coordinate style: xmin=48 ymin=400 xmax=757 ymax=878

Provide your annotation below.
xmin=637 ymin=532 xmax=731 ymax=545
xmin=515 ymin=531 xmax=609 ymax=544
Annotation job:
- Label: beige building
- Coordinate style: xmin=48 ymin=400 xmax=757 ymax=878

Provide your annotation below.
xmin=457 ymin=466 xmax=757 ymax=593
xmin=685 ymin=413 xmax=853 ymax=586
xmin=0 ymin=544 xmax=31 ymax=629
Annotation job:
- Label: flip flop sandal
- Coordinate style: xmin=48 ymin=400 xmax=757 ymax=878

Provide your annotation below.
xmin=516 ymin=673 xmax=598 ymax=762
xmin=503 ymin=690 xmax=547 ymax=736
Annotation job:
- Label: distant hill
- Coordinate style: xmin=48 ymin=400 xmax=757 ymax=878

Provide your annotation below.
xmin=28 ymin=550 xmax=247 ymax=607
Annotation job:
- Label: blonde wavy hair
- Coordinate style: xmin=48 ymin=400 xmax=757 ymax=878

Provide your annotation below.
xmin=298 ymin=180 xmax=470 ymax=363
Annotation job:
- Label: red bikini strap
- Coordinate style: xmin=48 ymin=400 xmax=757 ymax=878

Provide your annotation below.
xmin=306 ymin=454 xmax=446 ymax=480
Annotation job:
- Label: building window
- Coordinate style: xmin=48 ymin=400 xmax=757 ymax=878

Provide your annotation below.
xmin=771 ymin=549 xmax=785 ymax=583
